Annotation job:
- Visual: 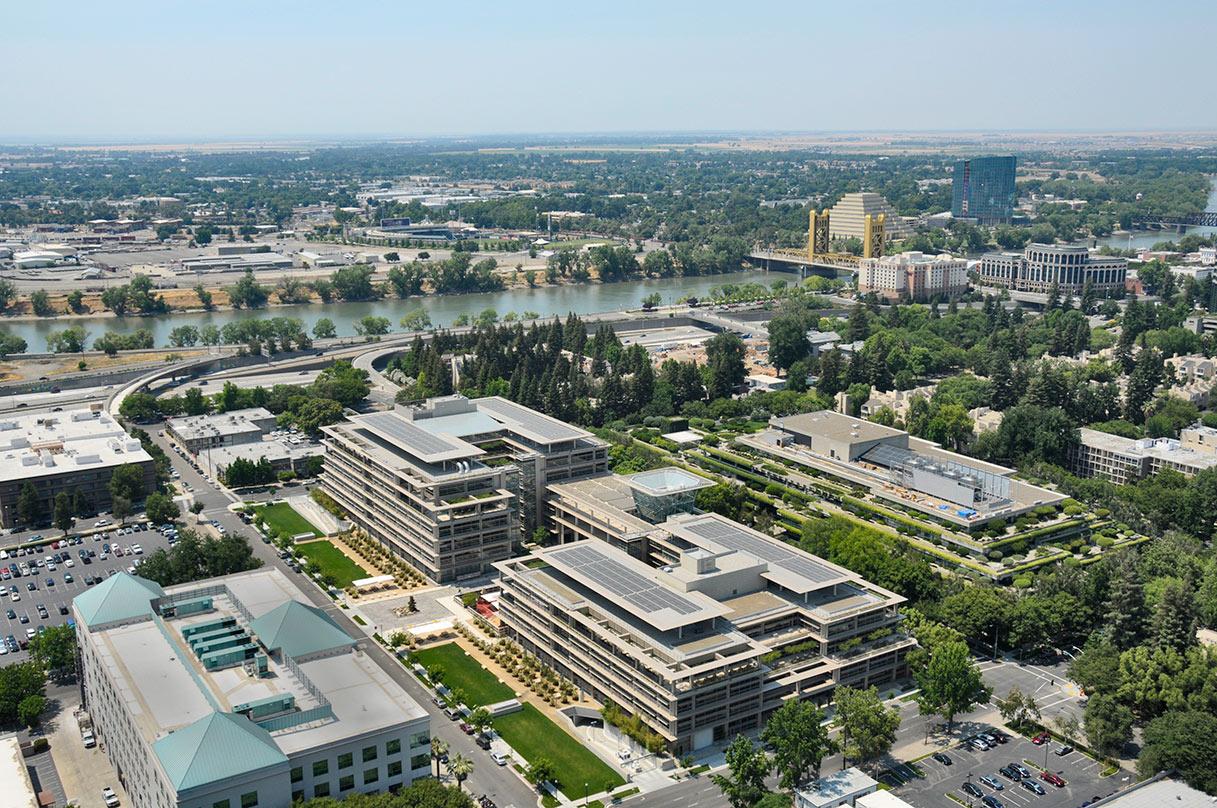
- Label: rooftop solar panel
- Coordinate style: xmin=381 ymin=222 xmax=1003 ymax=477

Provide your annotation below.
xmin=673 ymin=516 xmax=847 ymax=589
xmin=356 ymin=412 xmax=483 ymax=463
xmin=549 ymin=544 xmax=701 ymax=616
xmin=475 ymin=397 xmax=592 ymax=444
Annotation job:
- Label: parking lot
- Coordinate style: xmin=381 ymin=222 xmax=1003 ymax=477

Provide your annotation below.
xmin=0 ymin=524 xmax=174 ymax=663
xmin=895 ymin=729 xmax=1127 ymax=808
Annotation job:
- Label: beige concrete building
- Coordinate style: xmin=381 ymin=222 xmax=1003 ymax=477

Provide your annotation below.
xmin=827 ymin=193 xmax=913 ymax=242
xmin=500 ymin=468 xmax=911 ymax=753
xmin=977 ymin=244 xmax=1126 ymax=295
xmin=1069 ymin=425 xmax=1217 ymax=485
xmin=321 ymin=395 xmax=607 ymax=582
xmin=857 ymin=252 xmax=968 ymax=301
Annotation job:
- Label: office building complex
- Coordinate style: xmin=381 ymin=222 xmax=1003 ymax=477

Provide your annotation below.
xmin=497 ymin=468 xmax=910 ymax=753
xmin=0 ymin=409 xmax=155 ymax=529
xmin=74 ymin=569 xmax=430 ymax=808
xmin=1069 ymin=425 xmax=1217 ymax=484
xmin=825 ymin=193 xmax=913 ymax=242
xmin=857 ymin=251 xmax=968 ymax=301
xmin=741 ymin=410 xmax=1064 ymax=531
xmin=321 ymin=395 xmax=607 ymax=582
xmin=166 ymin=408 xmax=278 ymax=454
xmin=951 ymin=156 xmax=1016 ymax=224
xmin=977 ymin=244 xmax=1127 ymax=296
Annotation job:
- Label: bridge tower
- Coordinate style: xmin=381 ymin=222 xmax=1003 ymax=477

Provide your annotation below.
xmin=808 ymin=208 xmax=831 ymax=261
xmin=863 ymin=213 xmax=886 ymax=259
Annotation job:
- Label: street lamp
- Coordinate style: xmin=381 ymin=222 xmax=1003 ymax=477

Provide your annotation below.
xmin=584 ymin=782 xmax=589 ymax=808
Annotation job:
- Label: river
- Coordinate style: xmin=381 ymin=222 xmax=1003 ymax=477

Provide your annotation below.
xmin=1096 ymin=176 xmax=1217 ymax=251
xmin=0 ymin=270 xmax=783 ymax=351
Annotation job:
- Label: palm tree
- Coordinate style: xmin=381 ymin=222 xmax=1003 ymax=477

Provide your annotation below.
xmin=448 ymin=752 xmax=474 ymax=792
xmin=430 ymin=737 xmax=449 ymax=779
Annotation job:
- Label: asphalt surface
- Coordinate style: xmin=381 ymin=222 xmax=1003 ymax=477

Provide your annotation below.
xmin=147 ymin=430 xmax=540 ymax=808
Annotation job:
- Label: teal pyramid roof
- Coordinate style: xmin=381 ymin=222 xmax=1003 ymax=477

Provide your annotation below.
xmin=73 ymin=572 xmax=165 ymax=628
xmin=153 ymin=711 xmax=287 ymax=791
xmin=249 ymin=599 xmax=353 ymax=659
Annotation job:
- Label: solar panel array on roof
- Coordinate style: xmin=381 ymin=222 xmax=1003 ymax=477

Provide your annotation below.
xmin=476 ymin=398 xmax=590 ymax=443
xmin=550 ymin=544 xmax=700 ymax=616
xmin=678 ymin=517 xmax=844 ymax=586
xmin=358 ymin=412 xmax=481 ymax=462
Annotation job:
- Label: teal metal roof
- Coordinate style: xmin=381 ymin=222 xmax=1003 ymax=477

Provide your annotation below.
xmin=72 ymin=572 xmax=165 ymax=628
xmin=153 ymin=711 xmax=287 ymax=792
xmin=249 ymin=600 xmax=353 ymax=659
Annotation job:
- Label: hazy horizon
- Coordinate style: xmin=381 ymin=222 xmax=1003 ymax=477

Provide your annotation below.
xmin=5 ymin=0 xmax=1216 ymax=141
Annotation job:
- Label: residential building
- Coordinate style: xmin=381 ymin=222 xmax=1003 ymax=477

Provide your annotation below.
xmin=856 ymin=384 xmax=938 ymax=421
xmin=1069 ymin=426 xmax=1217 ymax=484
xmin=742 ymin=410 xmax=1064 ymax=531
xmin=795 ymin=768 xmax=879 ymax=808
xmin=0 ymin=409 xmax=155 ymax=529
xmin=74 ymin=569 xmax=430 ymax=808
xmin=502 ymin=469 xmax=911 ymax=753
xmin=321 ymin=395 xmax=606 ymax=582
xmin=951 ymin=156 xmax=1016 ymax=224
xmin=826 ymin=193 xmax=913 ymax=242
xmin=977 ymin=244 xmax=1127 ymax=296
xmin=166 ymin=408 xmax=277 ymax=454
xmin=857 ymin=252 xmax=969 ymax=301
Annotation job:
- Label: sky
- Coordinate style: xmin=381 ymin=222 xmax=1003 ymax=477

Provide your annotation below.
xmin=4 ymin=0 xmax=1215 ymax=142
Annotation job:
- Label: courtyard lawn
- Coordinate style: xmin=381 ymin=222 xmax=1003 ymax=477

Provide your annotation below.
xmin=254 ymin=502 xmax=323 ymax=538
xmin=411 ymin=643 xmax=514 ymax=706
xmin=492 ymin=704 xmax=625 ymax=799
xmin=294 ymin=540 xmax=368 ymax=589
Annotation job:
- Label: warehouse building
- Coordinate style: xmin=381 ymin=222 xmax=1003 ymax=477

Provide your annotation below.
xmin=0 ymin=409 xmax=155 ymax=529
xmin=498 ymin=468 xmax=911 ymax=753
xmin=741 ymin=410 xmax=1064 ymax=531
xmin=74 ymin=569 xmax=430 ymax=808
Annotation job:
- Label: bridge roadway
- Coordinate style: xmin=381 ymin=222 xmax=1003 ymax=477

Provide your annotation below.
xmin=1130 ymin=211 xmax=1217 ymax=228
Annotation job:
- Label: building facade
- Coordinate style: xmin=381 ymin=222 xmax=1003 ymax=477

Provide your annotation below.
xmin=977 ymin=244 xmax=1127 ymax=296
xmin=952 ymin=156 xmax=1016 ymax=224
xmin=1069 ymin=426 xmax=1217 ymax=484
xmin=857 ymin=252 xmax=968 ymax=301
xmin=502 ymin=469 xmax=911 ymax=753
xmin=321 ymin=395 xmax=606 ymax=583
xmin=826 ymin=193 xmax=913 ymax=242
xmin=0 ymin=409 xmax=155 ymax=529
xmin=74 ymin=570 xmax=430 ymax=808
xmin=166 ymin=408 xmax=277 ymax=454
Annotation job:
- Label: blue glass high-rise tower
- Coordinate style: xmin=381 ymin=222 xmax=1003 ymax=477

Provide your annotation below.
xmin=952 ymin=155 xmax=1016 ymax=224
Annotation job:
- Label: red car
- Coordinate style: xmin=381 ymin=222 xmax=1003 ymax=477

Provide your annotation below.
xmin=1032 ymin=732 xmax=1051 ymax=745
xmin=459 ymin=722 xmax=475 ymax=735
xmin=1040 ymin=772 xmax=1066 ymax=788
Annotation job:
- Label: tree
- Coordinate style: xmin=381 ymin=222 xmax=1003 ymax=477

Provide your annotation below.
xmin=768 ymin=314 xmax=812 ymax=374
xmin=0 ymin=279 xmax=16 ymax=311
xmin=53 ymin=491 xmax=74 ymax=536
xmin=227 ymin=271 xmax=269 ymax=309
xmin=1152 ymin=577 xmax=1197 ymax=651
xmin=109 ymin=463 xmax=147 ymax=503
xmin=1138 ymin=710 xmax=1217 ymax=794
xmin=1105 ymin=551 xmax=1148 ymax=650
xmin=916 ymin=640 xmax=991 ymax=731
xmin=710 ymin=734 xmax=770 ymax=808
xmin=18 ymin=694 xmax=46 ymax=728
xmin=111 ymin=495 xmax=131 ymax=524
xmin=1083 ymin=693 xmax=1133 ymax=757
xmin=0 ymin=332 xmax=27 ymax=357
xmin=704 ymin=332 xmax=747 ymax=400
xmin=355 ymin=315 xmax=391 ymax=338
xmin=447 ymin=752 xmax=473 ymax=792
xmin=332 ymin=265 xmax=379 ymax=300
xmin=46 ymin=325 xmax=88 ymax=353
xmin=145 ymin=492 xmax=180 ymax=524
xmin=30 ymin=290 xmax=55 ymax=316
xmin=400 ymin=309 xmax=432 ymax=331
xmin=431 ymin=737 xmax=449 ymax=779
xmin=1069 ymin=639 xmax=1121 ymax=697
xmin=17 ymin=482 xmax=41 ymax=527
xmin=194 ymin=284 xmax=214 ymax=310
xmin=119 ymin=391 xmax=161 ymax=422
xmin=995 ymin=686 xmax=1041 ymax=732
xmin=169 ymin=325 xmax=200 ymax=347
xmin=834 ymin=686 xmax=900 ymax=773
xmin=467 ymin=707 xmax=492 ymax=735
xmin=761 ymin=699 xmax=836 ymax=792
xmin=525 ymin=757 xmax=558 ymax=788
xmin=312 ymin=318 xmax=337 ymax=339
xmin=190 ymin=501 xmax=205 ymax=522
xmin=28 ymin=624 xmax=76 ymax=677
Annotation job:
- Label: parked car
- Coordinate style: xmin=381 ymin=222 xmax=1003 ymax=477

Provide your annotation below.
xmin=1012 ymin=764 xmax=1031 ymax=779
xmin=82 ymin=729 xmax=96 ymax=748
xmin=1040 ymin=772 xmax=1066 ymax=788
xmin=1022 ymin=780 xmax=1046 ymax=796
xmin=932 ymin=752 xmax=953 ymax=766
xmin=102 ymin=786 xmax=120 ymax=807
xmin=490 ymin=750 xmax=508 ymax=766
xmin=1031 ymin=732 xmax=1051 ymax=745
xmin=968 ymin=737 xmax=991 ymax=751
xmin=459 ymin=722 xmax=475 ymax=735
xmin=1055 ymin=745 xmax=1074 ymax=756
xmin=990 ymin=729 xmax=1010 ymax=744
xmin=981 ymin=796 xmax=1004 ymax=808
xmin=475 ymin=733 xmax=491 ymax=750
xmin=962 ymin=782 xmax=984 ymax=799
xmin=980 ymin=776 xmax=1004 ymax=791
xmin=999 ymin=765 xmax=1022 ymax=781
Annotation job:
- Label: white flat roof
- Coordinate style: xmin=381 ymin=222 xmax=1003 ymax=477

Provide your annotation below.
xmin=0 ymin=736 xmax=38 ymax=808
xmin=0 ymin=410 xmax=151 ymax=483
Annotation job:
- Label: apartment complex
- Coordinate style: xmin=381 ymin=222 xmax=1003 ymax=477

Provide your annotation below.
xmin=825 ymin=193 xmax=913 ymax=242
xmin=74 ymin=569 xmax=430 ymax=808
xmin=497 ymin=468 xmax=910 ymax=753
xmin=321 ymin=395 xmax=606 ymax=582
xmin=1069 ymin=425 xmax=1217 ymax=484
xmin=741 ymin=410 xmax=1064 ymax=531
xmin=951 ymin=156 xmax=1017 ymax=224
xmin=0 ymin=409 xmax=155 ymax=529
xmin=977 ymin=244 xmax=1127 ymax=296
xmin=856 ymin=251 xmax=968 ymax=301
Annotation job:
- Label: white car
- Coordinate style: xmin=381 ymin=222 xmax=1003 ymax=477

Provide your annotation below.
xmin=64 ymin=558 xmax=74 ymax=568
xmin=102 ymin=786 xmax=120 ymax=807
xmin=490 ymin=750 xmax=509 ymax=766
xmin=82 ymin=729 xmax=96 ymax=749
xmin=132 ymin=544 xmax=143 ymax=555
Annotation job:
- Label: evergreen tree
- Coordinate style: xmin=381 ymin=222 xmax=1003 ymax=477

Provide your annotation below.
xmin=16 ymin=483 xmax=41 ymax=527
xmin=1152 ymin=577 xmax=1197 ymax=651
xmin=1105 ymin=552 xmax=1147 ymax=650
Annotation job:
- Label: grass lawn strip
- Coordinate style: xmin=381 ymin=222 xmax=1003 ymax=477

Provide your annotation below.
xmin=255 ymin=502 xmax=323 ymax=537
xmin=294 ymin=539 xmax=368 ymax=588
xmin=492 ymin=703 xmax=625 ymax=799
xmin=411 ymin=643 xmax=514 ymax=706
